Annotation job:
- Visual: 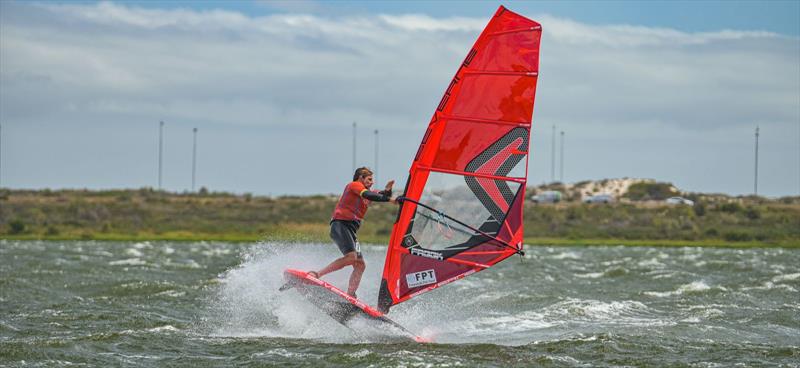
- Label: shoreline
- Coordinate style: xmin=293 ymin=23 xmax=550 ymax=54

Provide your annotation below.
xmin=2 ymin=234 xmax=796 ymax=248
xmin=3 ymin=189 xmax=798 ymax=248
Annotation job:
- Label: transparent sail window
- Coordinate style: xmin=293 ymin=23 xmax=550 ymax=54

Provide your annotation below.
xmin=409 ymin=171 xmax=521 ymax=252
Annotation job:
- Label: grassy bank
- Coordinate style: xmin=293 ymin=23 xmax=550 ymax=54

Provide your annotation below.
xmin=1 ymin=188 xmax=798 ymax=247
xmin=1 ymin=233 xmax=794 ymax=248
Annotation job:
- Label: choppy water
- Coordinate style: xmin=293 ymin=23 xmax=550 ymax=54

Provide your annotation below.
xmin=1 ymin=240 xmax=798 ymax=367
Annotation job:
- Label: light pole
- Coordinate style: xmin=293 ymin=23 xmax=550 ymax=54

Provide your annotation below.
xmin=550 ymin=124 xmax=555 ymax=183
xmin=374 ymin=129 xmax=379 ymax=183
xmin=560 ymin=131 xmax=565 ymax=183
xmin=352 ymin=121 xmax=357 ymax=173
xmin=754 ymin=126 xmax=759 ymax=196
xmin=158 ymin=121 xmax=164 ymax=190
xmin=192 ymin=128 xmax=198 ymax=192
xmin=0 ymin=123 xmax=3 ymax=188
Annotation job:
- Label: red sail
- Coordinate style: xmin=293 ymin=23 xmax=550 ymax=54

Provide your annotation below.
xmin=378 ymin=6 xmax=541 ymax=313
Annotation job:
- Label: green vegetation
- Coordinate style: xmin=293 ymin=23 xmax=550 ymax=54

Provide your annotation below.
xmin=0 ymin=188 xmax=798 ymax=247
xmin=524 ymin=201 xmax=798 ymax=246
xmin=623 ymin=182 xmax=678 ymax=201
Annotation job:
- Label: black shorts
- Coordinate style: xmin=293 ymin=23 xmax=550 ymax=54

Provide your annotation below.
xmin=330 ymin=220 xmax=362 ymax=258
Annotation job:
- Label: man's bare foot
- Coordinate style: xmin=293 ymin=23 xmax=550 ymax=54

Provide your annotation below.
xmin=347 ymin=291 xmax=357 ymax=299
xmin=307 ymin=271 xmax=319 ymax=278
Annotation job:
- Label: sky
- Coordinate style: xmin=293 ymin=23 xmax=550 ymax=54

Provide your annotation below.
xmin=0 ymin=0 xmax=798 ymax=198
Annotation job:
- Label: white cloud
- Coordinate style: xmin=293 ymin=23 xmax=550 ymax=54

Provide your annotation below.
xmin=1 ymin=1 xmax=798 ymax=196
xmin=254 ymin=0 xmax=324 ymax=14
xmin=379 ymin=14 xmax=484 ymax=32
xmin=42 ymin=1 xmax=251 ymax=30
xmin=541 ymin=14 xmax=778 ymax=47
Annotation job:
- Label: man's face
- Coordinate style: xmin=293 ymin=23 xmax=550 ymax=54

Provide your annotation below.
xmin=359 ymin=175 xmax=374 ymax=189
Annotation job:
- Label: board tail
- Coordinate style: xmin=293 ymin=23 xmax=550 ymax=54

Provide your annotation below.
xmin=282 ymin=269 xmax=428 ymax=342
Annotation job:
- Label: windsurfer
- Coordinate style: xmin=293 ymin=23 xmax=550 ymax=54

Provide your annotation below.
xmin=309 ymin=167 xmax=396 ymax=298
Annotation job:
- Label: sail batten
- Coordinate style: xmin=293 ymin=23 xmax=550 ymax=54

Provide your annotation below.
xmin=488 ymin=27 xmax=541 ymax=37
xmin=378 ymin=6 xmax=541 ymax=313
xmin=461 ymin=70 xmax=539 ymax=76
xmin=416 ymin=165 xmax=526 ymax=183
xmin=439 ymin=114 xmax=532 ymax=127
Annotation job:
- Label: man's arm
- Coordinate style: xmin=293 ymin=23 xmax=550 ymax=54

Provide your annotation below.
xmin=359 ymin=180 xmax=395 ymax=202
xmin=360 ymin=189 xmax=391 ymax=202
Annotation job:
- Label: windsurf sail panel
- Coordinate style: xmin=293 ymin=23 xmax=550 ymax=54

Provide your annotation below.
xmin=378 ymin=6 xmax=541 ymax=313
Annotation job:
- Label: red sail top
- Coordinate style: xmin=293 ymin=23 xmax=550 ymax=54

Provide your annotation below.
xmin=378 ymin=6 xmax=541 ymax=313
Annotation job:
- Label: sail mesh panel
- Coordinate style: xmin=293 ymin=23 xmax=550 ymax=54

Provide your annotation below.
xmin=408 ymin=171 xmax=521 ymax=252
xmin=410 ymin=172 xmax=488 ymax=251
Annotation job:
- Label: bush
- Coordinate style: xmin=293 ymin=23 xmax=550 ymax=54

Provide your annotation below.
xmin=778 ymin=196 xmax=800 ymax=205
xmin=693 ymin=202 xmax=706 ymax=217
xmin=744 ymin=207 xmax=761 ymax=220
xmin=723 ymin=231 xmax=752 ymax=242
xmin=719 ymin=202 xmax=743 ymax=213
xmin=116 ymin=192 xmax=132 ymax=202
xmin=9 ymin=219 xmax=26 ymax=234
xmin=624 ymin=182 xmax=677 ymax=201
xmin=566 ymin=206 xmax=585 ymax=221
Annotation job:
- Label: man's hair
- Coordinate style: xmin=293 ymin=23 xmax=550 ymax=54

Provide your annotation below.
xmin=353 ymin=167 xmax=373 ymax=181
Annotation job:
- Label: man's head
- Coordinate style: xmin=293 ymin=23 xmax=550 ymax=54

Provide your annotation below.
xmin=353 ymin=167 xmax=374 ymax=188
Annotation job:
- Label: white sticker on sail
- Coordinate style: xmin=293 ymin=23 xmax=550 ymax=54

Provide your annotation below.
xmin=406 ymin=269 xmax=437 ymax=288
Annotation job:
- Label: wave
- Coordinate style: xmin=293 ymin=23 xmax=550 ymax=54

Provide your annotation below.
xmin=772 ymin=272 xmax=800 ymax=282
xmin=202 ymin=242 xmax=389 ymax=342
xmin=109 ymin=258 xmax=147 ymax=266
xmin=542 ymin=299 xmax=660 ymax=323
xmin=644 ymin=280 xmax=726 ymax=298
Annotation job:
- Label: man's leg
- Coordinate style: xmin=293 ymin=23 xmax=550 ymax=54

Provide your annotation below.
xmin=347 ymin=257 xmax=365 ymax=297
xmin=316 ymin=251 xmax=358 ymax=278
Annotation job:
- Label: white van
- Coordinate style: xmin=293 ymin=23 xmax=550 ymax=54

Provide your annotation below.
xmin=584 ymin=194 xmax=614 ymax=204
xmin=532 ymin=191 xmax=562 ymax=203
xmin=666 ymin=197 xmax=694 ymax=206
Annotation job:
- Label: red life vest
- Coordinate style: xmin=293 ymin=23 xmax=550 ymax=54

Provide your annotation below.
xmin=331 ymin=181 xmax=371 ymax=221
